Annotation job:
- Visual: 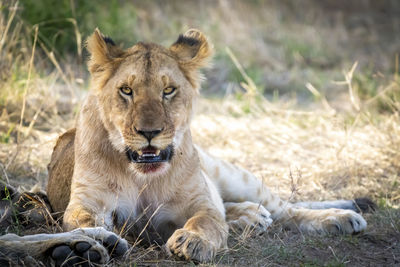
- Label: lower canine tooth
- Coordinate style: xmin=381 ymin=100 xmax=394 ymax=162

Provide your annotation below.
xmin=155 ymin=149 xmax=160 ymax=156
xmin=137 ymin=150 xmax=143 ymax=156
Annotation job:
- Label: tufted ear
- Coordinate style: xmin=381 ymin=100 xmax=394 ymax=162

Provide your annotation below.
xmin=169 ymin=29 xmax=213 ymax=77
xmin=86 ymin=28 xmax=123 ymax=73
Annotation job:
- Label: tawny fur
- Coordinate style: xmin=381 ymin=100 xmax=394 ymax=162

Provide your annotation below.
xmin=0 ymin=227 xmax=127 ymax=266
xmin=47 ymin=128 xmax=75 ymax=213
xmin=43 ymin=29 xmax=368 ymax=262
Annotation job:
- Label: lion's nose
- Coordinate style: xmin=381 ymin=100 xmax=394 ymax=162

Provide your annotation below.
xmin=134 ymin=127 xmax=163 ymax=142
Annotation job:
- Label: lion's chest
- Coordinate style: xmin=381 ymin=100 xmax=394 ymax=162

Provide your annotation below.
xmin=110 ymin=184 xmax=186 ymax=243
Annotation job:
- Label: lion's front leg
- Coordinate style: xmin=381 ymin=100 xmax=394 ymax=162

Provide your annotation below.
xmin=63 ymin=184 xmax=115 ymax=232
xmin=63 ymin=205 xmax=96 ymax=231
xmin=166 ymin=172 xmax=228 ymax=263
xmin=0 ymin=227 xmax=128 ymax=266
xmin=166 ymin=208 xmax=228 ymax=262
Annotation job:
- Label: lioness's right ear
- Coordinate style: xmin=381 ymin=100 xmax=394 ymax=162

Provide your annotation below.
xmin=86 ymin=28 xmax=123 ymax=73
xmin=169 ymin=29 xmax=213 ymax=88
xmin=169 ymin=29 xmax=213 ymax=70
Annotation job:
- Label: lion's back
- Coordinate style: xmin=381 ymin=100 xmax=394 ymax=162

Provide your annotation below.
xmin=47 ymin=128 xmax=76 ymax=214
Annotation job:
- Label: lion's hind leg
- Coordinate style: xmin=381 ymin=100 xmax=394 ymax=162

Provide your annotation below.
xmin=0 ymin=227 xmax=128 ymax=266
xmin=224 ymin=201 xmax=367 ymax=236
xmin=283 ymin=207 xmax=367 ymax=235
xmin=198 ymin=149 xmax=369 ymax=235
xmin=225 ymin=201 xmax=273 ymax=235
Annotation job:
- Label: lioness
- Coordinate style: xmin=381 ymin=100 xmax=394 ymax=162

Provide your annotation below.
xmin=1 ymin=29 xmax=371 ymax=265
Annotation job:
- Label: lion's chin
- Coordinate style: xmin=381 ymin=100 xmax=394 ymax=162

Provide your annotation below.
xmin=130 ymin=162 xmax=170 ymax=176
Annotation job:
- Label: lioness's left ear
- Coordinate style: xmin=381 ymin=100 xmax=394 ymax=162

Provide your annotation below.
xmin=86 ymin=28 xmax=123 ymax=73
xmin=169 ymin=29 xmax=213 ymax=71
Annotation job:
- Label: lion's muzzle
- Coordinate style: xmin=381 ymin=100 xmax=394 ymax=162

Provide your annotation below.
xmin=126 ymin=145 xmax=174 ymax=163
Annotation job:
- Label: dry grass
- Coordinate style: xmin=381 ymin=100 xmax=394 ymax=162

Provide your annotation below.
xmin=193 ymin=99 xmax=400 ymax=205
xmin=1 ymin=0 xmax=400 ymax=266
xmin=2 ymin=76 xmax=400 ymax=266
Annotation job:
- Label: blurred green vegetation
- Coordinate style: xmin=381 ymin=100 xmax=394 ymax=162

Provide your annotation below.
xmin=21 ymin=0 xmax=138 ymax=56
xmin=0 ymin=124 xmax=14 ymax=143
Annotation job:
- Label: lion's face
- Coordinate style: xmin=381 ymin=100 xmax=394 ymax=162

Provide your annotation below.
xmin=86 ymin=29 xmax=212 ymax=175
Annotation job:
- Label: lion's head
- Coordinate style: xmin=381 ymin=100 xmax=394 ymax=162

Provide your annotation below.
xmin=86 ymin=29 xmax=212 ymax=175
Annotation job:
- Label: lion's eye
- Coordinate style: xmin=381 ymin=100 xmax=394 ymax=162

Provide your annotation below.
xmin=120 ymin=86 xmax=132 ymax=96
xmin=163 ymin=87 xmax=176 ymax=96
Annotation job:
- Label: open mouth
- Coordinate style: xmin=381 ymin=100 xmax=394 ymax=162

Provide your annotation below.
xmin=126 ymin=145 xmax=174 ymax=163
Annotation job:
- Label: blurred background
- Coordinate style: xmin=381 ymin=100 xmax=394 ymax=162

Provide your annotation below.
xmin=3 ymin=0 xmax=400 ymax=106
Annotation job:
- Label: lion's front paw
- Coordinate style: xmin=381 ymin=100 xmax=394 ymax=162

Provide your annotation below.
xmin=50 ymin=234 xmax=109 ymax=267
xmin=72 ymin=227 xmax=129 ymax=257
xmin=166 ymin=229 xmax=217 ymax=263
xmin=303 ymin=209 xmax=367 ymax=234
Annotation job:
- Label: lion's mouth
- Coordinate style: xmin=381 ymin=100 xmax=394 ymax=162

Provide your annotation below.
xmin=126 ymin=145 xmax=174 ymax=164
